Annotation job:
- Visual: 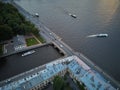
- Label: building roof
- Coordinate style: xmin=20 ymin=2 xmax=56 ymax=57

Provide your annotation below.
xmin=68 ymin=58 xmax=115 ymax=90
xmin=0 ymin=59 xmax=67 ymax=90
xmin=0 ymin=56 xmax=116 ymax=90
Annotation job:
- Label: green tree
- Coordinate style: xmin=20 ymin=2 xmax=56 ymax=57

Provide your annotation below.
xmin=19 ymin=24 xmax=32 ymax=35
xmin=0 ymin=25 xmax=13 ymax=41
xmin=53 ymin=76 xmax=65 ymax=90
xmin=0 ymin=1 xmax=40 ymax=42
xmin=18 ymin=13 xmax=25 ymax=22
xmin=0 ymin=16 xmax=3 ymax=25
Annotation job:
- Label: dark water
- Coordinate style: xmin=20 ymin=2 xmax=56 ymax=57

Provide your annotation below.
xmin=0 ymin=45 xmax=62 ymax=81
xmin=15 ymin=0 xmax=120 ymax=83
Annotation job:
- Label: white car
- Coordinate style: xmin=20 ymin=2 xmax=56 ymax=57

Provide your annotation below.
xmin=60 ymin=45 xmax=63 ymax=47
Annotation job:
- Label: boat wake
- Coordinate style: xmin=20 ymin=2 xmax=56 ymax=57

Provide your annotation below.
xmin=87 ymin=34 xmax=108 ymax=38
xmin=87 ymin=35 xmax=98 ymax=38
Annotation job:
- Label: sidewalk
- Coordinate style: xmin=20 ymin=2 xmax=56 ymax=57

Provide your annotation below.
xmin=32 ymin=34 xmax=42 ymax=44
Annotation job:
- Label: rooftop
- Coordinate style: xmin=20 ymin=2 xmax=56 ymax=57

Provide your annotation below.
xmin=0 ymin=56 xmax=116 ymax=90
xmin=68 ymin=56 xmax=115 ymax=90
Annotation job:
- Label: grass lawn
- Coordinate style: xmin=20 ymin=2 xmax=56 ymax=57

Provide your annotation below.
xmin=26 ymin=37 xmax=39 ymax=46
xmin=0 ymin=45 xmax=3 ymax=55
xmin=34 ymin=34 xmax=45 ymax=43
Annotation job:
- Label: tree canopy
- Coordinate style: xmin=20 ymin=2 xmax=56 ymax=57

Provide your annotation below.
xmin=0 ymin=1 xmax=39 ymax=41
xmin=0 ymin=25 xmax=13 ymax=41
xmin=53 ymin=76 xmax=65 ymax=90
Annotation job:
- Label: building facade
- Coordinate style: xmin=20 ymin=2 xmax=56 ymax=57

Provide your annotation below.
xmin=0 ymin=56 xmax=117 ymax=90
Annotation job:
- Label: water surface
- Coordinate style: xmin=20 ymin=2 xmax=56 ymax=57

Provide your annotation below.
xmin=15 ymin=0 xmax=120 ymax=83
xmin=0 ymin=45 xmax=62 ymax=81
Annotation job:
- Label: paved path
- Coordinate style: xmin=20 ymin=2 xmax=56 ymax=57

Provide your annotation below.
xmin=4 ymin=42 xmax=15 ymax=54
xmin=32 ymin=34 xmax=42 ymax=44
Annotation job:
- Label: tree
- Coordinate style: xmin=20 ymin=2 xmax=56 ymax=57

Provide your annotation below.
xmin=19 ymin=23 xmax=32 ymax=35
xmin=53 ymin=76 xmax=65 ymax=90
xmin=0 ymin=16 xmax=3 ymax=25
xmin=18 ymin=13 xmax=25 ymax=22
xmin=0 ymin=25 xmax=13 ymax=41
xmin=0 ymin=1 xmax=40 ymax=42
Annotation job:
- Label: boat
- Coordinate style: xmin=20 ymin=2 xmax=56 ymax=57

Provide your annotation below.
xmin=22 ymin=50 xmax=35 ymax=56
xmin=35 ymin=13 xmax=39 ymax=17
xmin=96 ymin=34 xmax=108 ymax=37
xmin=69 ymin=13 xmax=77 ymax=18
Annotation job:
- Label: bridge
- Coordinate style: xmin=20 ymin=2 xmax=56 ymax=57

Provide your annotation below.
xmin=0 ymin=0 xmax=120 ymax=89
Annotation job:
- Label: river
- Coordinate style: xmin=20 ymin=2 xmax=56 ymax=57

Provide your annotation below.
xmin=0 ymin=45 xmax=62 ymax=81
xmin=15 ymin=0 xmax=120 ymax=83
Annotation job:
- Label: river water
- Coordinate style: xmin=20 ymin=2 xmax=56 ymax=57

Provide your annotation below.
xmin=0 ymin=45 xmax=62 ymax=81
xmin=15 ymin=0 xmax=120 ymax=83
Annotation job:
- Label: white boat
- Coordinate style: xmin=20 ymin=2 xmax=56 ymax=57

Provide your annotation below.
xmin=35 ymin=13 xmax=39 ymax=17
xmin=69 ymin=13 xmax=77 ymax=18
xmin=87 ymin=34 xmax=108 ymax=38
xmin=22 ymin=50 xmax=35 ymax=56
xmin=96 ymin=34 xmax=108 ymax=37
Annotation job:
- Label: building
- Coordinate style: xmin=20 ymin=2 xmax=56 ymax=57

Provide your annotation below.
xmin=0 ymin=56 xmax=116 ymax=90
xmin=13 ymin=35 xmax=26 ymax=51
xmin=68 ymin=56 xmax=115 ymax=90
